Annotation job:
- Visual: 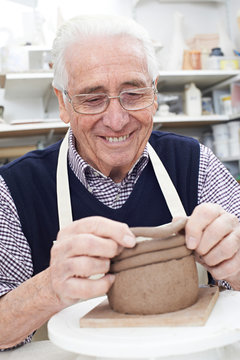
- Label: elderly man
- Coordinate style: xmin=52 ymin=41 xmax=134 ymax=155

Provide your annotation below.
xmin=0 ymin=14 xmax=240 ymax=349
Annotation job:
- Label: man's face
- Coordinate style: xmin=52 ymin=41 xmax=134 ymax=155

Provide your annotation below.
xmin=57 ymin=35 xmax=157 ymax=181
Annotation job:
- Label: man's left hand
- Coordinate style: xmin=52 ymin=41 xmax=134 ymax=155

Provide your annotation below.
xmin=185 ymin=203 xmax=240 ymax=290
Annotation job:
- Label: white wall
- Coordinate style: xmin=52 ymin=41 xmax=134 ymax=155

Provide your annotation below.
xmin=0 ymin=0 xmax=239 ymax=49
xmin=229 ymin=0 xmax=240 ymax=48
xmin=0 ymin=0 xmax=133 ymax=48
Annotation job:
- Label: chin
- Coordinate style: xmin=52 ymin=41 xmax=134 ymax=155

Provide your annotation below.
xmin=110 ymin=155 xmax=133 ymax=166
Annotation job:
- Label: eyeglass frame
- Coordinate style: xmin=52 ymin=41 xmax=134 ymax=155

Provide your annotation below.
xmin=63 ymin=82 xmax=157 ymax=115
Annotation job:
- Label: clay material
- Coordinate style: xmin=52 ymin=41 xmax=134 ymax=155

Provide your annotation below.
xmin=107 ymin=218 xmax=199 ymax=315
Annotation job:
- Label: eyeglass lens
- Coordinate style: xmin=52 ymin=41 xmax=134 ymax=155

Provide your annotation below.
xmin=71 ymin=87 xmax=155 ymax=114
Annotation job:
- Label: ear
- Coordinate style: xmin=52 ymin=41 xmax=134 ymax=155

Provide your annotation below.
xmin=53 ymin=88 xmax=71 ymax=124
xmin=154 ymin=76 xmax=159 ymax=89
xmin=153 ymin=94 xmax=158 ymax=114
xmin=153 ymin=76 xmax=159 ymax=114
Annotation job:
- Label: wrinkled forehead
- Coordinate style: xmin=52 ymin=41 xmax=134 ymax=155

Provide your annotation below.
xmin=64 ymin=34 xmax=150 ymax=86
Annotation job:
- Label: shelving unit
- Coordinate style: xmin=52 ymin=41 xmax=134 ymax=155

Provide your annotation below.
xmin=0 ymin=69 xmax=63 ymax=159
xmin=0 ymin=5 xmax=239 ymax=162
xmin=157 ymin=70 xmax=240 ymax=93
xmin=154 ymin=69 xmax=240 ymax=174
xmin=153 ymin=114 xmax=229 ymax=128
xmin=4 ymin=71 xmax=54 ymax=98
xmin=0 ymin=121 xmax=68 ymax=138
xmin=0 ymin=120 xmax=68 ymax=160
xmin=1 ymin=69 xmax=239 ymax=139
xmin=155 ymin=70 xmax=240 ymax=128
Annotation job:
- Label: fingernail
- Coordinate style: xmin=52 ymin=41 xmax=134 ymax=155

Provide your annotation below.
xmin=122 ymin=235 xmax=136 ymax=247
xmin=187 ymin=236 xmax=197 ymax=249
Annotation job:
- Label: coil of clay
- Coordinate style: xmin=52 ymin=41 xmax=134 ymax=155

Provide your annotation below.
xmin=107 ymin=218 xmax=199 ymax=315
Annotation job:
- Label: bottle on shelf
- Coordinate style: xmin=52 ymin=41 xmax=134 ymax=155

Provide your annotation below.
xmin=221 ymin=95 xmax=233 ymax=116
xmin=201 ymin=48 xmax=210 ymax=70
xmin=184 ymin=83 xmax=202 ymax=117
xmin=202 ymin=97 xmax=214 ymax=115
xmin=182 ymin=49 xmax=201 ymax=70
xmin=208 ymin=47 xmax=224 ymax=70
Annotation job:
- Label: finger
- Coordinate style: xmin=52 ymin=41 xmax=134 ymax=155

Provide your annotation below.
xmin=196 ymin=212 xmax=239 ymax=256
xmin=208 ymin=249 xmax=240 ymax=280
xmin=54 ymin=256 xmax=111 ymax=279
xmin=59 ymin=216 xmax=136 ymax=248
xmin=185 ymin=203 xmax=225 ymax=249
xmin=63 ymin=274 xmax=115 ymax=301
xmin=202 ymin=232 xmax=239 ymax=266
xmin=52 ymin=233 xmax=121 ymax=259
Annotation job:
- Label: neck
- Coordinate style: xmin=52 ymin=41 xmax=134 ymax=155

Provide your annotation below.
xmin=108 ymin=167 xmax=128 ymax=183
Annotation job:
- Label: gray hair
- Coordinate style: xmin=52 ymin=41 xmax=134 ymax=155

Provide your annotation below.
xmin=51 ymin=14 xmax=159 ymax=91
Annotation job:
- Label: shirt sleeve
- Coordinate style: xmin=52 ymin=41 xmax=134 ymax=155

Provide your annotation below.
xmin=198 ymin=144 xmax=240 ymax=290
xmin=0 ymin=175 xmax=34 ymax=350
xmin=198 ymin=144 xmax=240 ymax=220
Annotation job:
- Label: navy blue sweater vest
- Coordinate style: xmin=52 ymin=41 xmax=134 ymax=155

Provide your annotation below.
xmin=0 ymin=131 xmax=200 ymax=275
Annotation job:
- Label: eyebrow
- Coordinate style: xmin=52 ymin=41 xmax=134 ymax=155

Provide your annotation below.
xmin=76 ymin=80 xmax=149 ymax=95
xmin=79 ymin=86 xmax=106 ymax=94
xmin=121 ymin=80 xmax=149 ymax=88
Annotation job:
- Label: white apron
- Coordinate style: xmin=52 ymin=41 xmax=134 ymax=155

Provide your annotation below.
xmin=56 ymin=129 xmax=207 ymax=285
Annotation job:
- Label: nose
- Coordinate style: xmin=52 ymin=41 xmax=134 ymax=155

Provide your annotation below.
xmin=102 ymin=97 xmax=130 ymax=131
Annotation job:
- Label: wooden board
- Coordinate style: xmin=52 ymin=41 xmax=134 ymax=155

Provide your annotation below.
xmin=80 ymin=286 xmax=219 ymax=328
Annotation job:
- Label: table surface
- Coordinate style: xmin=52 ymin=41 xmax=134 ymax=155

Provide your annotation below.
xmin=1 ymin=340 xmax=240 ymax=360
xmin=2 ymin=290 xmax=240 ymax=360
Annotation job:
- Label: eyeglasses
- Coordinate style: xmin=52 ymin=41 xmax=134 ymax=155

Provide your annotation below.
xmin=63 ymin=85 xmax=157 ymax=115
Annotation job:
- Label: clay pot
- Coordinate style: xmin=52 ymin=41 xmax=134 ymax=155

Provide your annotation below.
xmin=107 ymin=218 xmax=199 ymax=315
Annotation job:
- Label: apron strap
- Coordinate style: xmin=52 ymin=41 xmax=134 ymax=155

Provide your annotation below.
xmin=147 ymin=142 xmax=186 ymax=218
xmin=56 ymin=129 xmax=73 ymax=229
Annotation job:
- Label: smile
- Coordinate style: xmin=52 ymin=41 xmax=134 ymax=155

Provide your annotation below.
xmin=105 ymin=134 xmax=130 ymax=143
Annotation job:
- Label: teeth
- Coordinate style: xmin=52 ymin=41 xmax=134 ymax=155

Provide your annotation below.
xmin=105 ymin=135 xmax=129 ymax=143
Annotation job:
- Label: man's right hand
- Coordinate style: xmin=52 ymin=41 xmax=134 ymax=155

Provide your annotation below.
xmin=49 ymin=216 xmax=136 ymax=307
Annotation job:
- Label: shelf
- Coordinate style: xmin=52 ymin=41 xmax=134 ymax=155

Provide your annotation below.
xmin=4 ymin=71 xmax=54 ymax=98
xmin=203 ymin=73 xmax=240 ymax=94
xmin=220 ymin=156 xmax=240 ymax=162
xmin=0 ymin=121 xmax=68 ymax=138
xmin=4 ymin=69 xmax=240 ymax=97
xmin=153 ymin=114 xmax=230 ymax=127
xmin=157 ymin=70 xmax=240 ymax=92
xmin=229 ymin=114 xmax=240 ymax=121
